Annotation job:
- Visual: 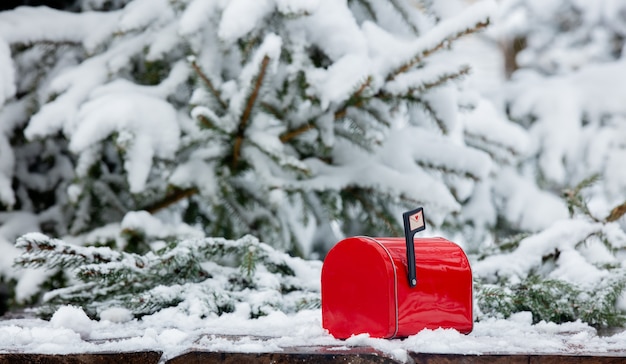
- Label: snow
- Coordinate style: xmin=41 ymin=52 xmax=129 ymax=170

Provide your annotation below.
xmin=306 ymin=54 xmax=371 ymax=110
xmin=394 ymin=0 xmax=496 ymax=68
xmin=550 ymin=249 xmax=608 ymax=286
xmin=14 ymin=271 xmax=49 ymax=304
xmin=492 ymin=167 xmax=569 ymax=232
xmin=1 ymin=307 xmax=625 ymax=362
xmin=69 ymin=91 xmax=180 ymax=193
xmin=275 ymin=0 xmax=320 ymax=15
xmin=0 ymin=38 xmax=15 ymax=108
xmin=0 ymin=132 xmax=15 ymax=206
xmin=99 ymin=307 xmax=134 ymax=323
xmin=24 ymin=46 xmax=112 ymax=140
xmin=473 ymin=218 xmax=606 ymax=282
xmin=117 ymin=0 xmax=173 ymax=33
xmin=50 ymin=306 xmax=93 ymax=339
xmin=0 ymin=6 xmax=119 ymax=52
xmin=120 ymin=211 xmax=205 ymax=241
xmin=293 ymin=0 xmax=367 ymax=61
xmin=463 ymin=98 xmax=530 ymax=163
xmin=218 ymin=0 xmax=275 ymax=43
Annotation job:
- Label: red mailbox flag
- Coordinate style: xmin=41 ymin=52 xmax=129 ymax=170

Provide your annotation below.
xmin=403 ymin=207 xmax=425 ymax=287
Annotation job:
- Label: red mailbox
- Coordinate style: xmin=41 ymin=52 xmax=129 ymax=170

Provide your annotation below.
xmin=321 ymin=208 xmax=473 ymax=339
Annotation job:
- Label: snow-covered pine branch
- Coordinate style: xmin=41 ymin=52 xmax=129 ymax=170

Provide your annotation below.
xmin=176 ymin=0 xmax=498 ymax=254
xmin=385 ymin=1 xmax=493 ymax=81
xmin=15 ymin=233 xmax=126 ymax=269
xmin=15 ymin=233 xmax=320 ymax=319
xmin=476 ymin=274 xmax=626 ymax=327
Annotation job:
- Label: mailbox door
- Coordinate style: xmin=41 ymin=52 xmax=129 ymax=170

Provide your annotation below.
xmin=322 ymin=237 xmax=398 ymax=339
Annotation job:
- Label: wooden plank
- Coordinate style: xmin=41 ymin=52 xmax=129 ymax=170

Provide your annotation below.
xmin=0 ymin=351 xmax=162 ymax=364
xmin=530 ymin=355 xmax=626 ymax=364
xmin=410 ymin=353 xmax=529 ymax=364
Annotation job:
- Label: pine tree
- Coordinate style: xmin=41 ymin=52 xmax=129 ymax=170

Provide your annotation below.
xmin=1 ymin=0 xmax=499 ymax=312
xmin=171 ymin=0 xmax=498 ymax=256
xmin=471 ymin=0 xmax=626 ymax=327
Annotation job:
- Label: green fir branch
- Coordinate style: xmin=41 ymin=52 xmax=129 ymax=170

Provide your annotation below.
xmin=361 ymin=101 xmax=392 ymax=128
xmin=15 ymin=234 xmax=314 ymax=319
xmin=241 ymin=242 xmax=258 ymax=278
xmin=196 ymin=112 xmax=230 ymax=135
xmin=247 ymin=137 xmax=311 ymax=176
xmin=344 ymin=104 xmax=389 ymax=134
xmin=342 ymin=187 xmax=404 ymax=236
xmin=421 ymin=100 xmax=449 ymax=134
xmin=562 ymin=174 xmax=601 ymax=221
xmin=476 ymin=275 xmax=626 ymax=327
xmin=387 ymin=21 xmax=490 ymax=81
xmin=143 ymin=186 xmax=199 ymax=214
xmin=415 ymin=160 xmax=482 ymax=181
xmin=260 ymin=101 xmax=285 ymax=120
xmin=232 ymin=55 xmax=271 ymax=169
xmin=334 ymin=76 xmax=373 ymax=121
xmin=279 ymin=122 xmax=316 ymax=143
xmin=407 ymin=65 xmax=471 ymax=95
xmin=396 ymin=94 xmax=450 ymax=134
xmin=238 ymin=35 xmax=262 ymax=65
xmin=388 ymin=0 xmax=420 ymax=34
xmin=14 ymin=234 xmax=125 ymax=269
xmin=464 ymin=130 xmax=523 ymax=164
xmin=334 ymin=123 xmax=380 ymax=152
xmin=190 ymin=59 xmax=228 ymax=110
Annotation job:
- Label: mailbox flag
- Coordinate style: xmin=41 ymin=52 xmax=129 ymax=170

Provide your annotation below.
xmin=408 ymin=209 xmax=425 ymax=232
xmin=403 ymin=207 xmax=426 ymax=287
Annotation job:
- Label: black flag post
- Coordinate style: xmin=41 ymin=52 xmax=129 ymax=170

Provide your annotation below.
xmin=402 ymin=207 xmax=426 ymax=288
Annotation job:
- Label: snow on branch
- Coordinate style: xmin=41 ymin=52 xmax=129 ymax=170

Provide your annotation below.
xmin=14 ymin=233 xmax=320 ymax=319
xmin=0 ymin=6 xmax=119 ymax=51
xmin=0 ymin=39 xmax=15 ymax=108
xmin=190 ymin=57 xmax=228 ymax=110
xmin=230 ymin=34 xmax=282 ymax=169
xmin=218 ymin=0 xmax=275 ymax=43
xmin=386 ymin=0 xmax=496 ymax=80
xmin=473 ymin=219 xmax=603 ymax=281
xmin=69 ymin=91 xmax=180 ymax=193
xmin=384 ymin=64 xmax=471 ymax=96
xmin=15 ymin=233 xmax=126 ymax=269
xmin=463 ymin=99 xmax=530 ymax=164
xmin=406 ymin=129 xmax=492 ymax=181
xmin=117 ymin=0 xmax=173 ymax=34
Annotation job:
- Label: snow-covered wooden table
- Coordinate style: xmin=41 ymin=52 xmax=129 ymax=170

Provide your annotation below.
xmin=1 ymin=307 xmax=625 ymax=363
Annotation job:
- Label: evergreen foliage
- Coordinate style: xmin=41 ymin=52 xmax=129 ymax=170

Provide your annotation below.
xmin=169 ymin=0 xmax=495 ymax=256
xmin=0 ymin=0 xmax=497 ymax=259
xmin=469 ymin=0 xmax=626 ymax=328
xmin=474 ymin=177 xmax=626 ymax=327
xmin=477 ymin=275 xmax=626 ymax=327
xmin=15 ymin=233 xmax=320 ymax=319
